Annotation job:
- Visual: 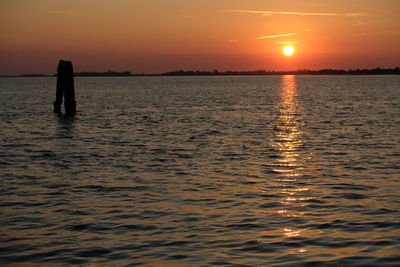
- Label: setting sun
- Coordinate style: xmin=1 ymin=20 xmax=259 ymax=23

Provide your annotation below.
xmin=283 ymin=45 xmax=295 ymax=56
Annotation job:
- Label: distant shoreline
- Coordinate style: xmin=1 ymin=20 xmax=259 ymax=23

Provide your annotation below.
xmin=2 ymin=67 xmax=399 ymax=77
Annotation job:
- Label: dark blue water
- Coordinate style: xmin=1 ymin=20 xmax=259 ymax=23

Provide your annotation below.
xmin=1 ymin=75 xmax=399 ymax=266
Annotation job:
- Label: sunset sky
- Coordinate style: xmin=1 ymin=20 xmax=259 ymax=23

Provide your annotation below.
xmin=1 ymin=0 xmax=399 ymax=75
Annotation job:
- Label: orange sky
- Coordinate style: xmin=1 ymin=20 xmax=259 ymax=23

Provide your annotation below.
xmin=1 ymin=0 xmax=399 ymax=75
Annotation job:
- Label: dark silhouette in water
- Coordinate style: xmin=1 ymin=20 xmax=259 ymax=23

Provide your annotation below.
xmin=54 ymin=60 xmax=76 ymax=117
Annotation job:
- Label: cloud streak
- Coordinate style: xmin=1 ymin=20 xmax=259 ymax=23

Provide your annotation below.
xmin=355 ymin=31 xmax=400 ymax=37
xmin=353 ymin=19 xmax=385 ymax=26
xmin=224 ymin=10 xmax=365 ymax=17
xmin=278 ymin=41 xmax=298 ymax=44
xmin=52 ymin=10 xmax=70 ymax=14
xmin=255 ymin=33 xmax=298 ymax=39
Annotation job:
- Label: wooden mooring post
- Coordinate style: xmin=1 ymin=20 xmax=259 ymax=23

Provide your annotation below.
xmin=54 ymin=60 xmax=76 ymax=117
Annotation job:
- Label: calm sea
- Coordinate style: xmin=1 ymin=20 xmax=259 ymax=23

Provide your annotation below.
xmin=1 ymin=75 xmax=399 ymax=266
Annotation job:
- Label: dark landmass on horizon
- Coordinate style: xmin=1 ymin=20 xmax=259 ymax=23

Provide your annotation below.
xmin=3 ymin=67 xmax=400 ymax=77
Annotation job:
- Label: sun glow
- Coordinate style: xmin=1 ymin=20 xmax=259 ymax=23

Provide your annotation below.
xmin=283 ymin=45 xmax=295 ymax=56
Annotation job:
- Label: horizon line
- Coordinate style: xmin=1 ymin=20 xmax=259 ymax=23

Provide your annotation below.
xmin=2 ymin=66 xmax=399 ymax=77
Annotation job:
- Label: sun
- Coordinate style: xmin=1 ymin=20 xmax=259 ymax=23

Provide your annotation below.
xmin=283 ymin=45 xmax=295 ymax=56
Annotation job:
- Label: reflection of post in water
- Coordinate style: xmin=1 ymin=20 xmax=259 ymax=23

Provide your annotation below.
xmin=56 ymin=115 xmax=76 ymax=139
xmin=272 ymin=75 xmax=304 ymax=178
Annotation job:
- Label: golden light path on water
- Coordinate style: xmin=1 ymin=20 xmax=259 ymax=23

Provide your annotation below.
xmin=273 ymin=75 xmax=304 ymax=177
xmin=272 ymin=75 xmax=310 ymax=252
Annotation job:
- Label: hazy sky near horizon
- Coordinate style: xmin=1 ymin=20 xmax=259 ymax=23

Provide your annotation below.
xmin=1 ymin=0 xmax=399 ymax=74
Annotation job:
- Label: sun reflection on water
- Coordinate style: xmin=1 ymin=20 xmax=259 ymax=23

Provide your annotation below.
xmin=283 ymin=228 xmax=303 ymax=238
xmin=271 ymin=75 xmax=308 ymax=245
xmin=272 ymin=75 xmax=304 ymax=178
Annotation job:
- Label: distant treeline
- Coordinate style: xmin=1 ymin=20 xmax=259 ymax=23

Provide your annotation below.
xmin=7 ymin=67 xmax=400 ymax=77
xmin=75 ymin=71 xmax=134 ymax=77
xmin=161 ymin=67 xmax=400 ymax=76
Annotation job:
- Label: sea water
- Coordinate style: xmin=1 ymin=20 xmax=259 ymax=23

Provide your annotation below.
xmin=1 ymin=75 xmax=399 ymax=266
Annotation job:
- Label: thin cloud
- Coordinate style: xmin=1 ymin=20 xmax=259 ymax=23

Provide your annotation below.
xmin=181 ymin=15 xmax=199 ymax=20
xmin=52 ymin=10 xmax=70 ymax=14
xmin=353 ymin=19 xmax=385 ymax=26
xmin=224 ymin=9 xmax=365 ymax=17
xmin=278 ymin=41 xmax=298 ymax=44
xmin=255 ymin=33 xmax=298 ymax=39
xmin=355 ymin=31 xmax=400 ymax=37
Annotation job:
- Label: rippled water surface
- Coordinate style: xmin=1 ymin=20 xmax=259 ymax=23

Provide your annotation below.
xmin=1 ymin=75 xmax=399 ymax=266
